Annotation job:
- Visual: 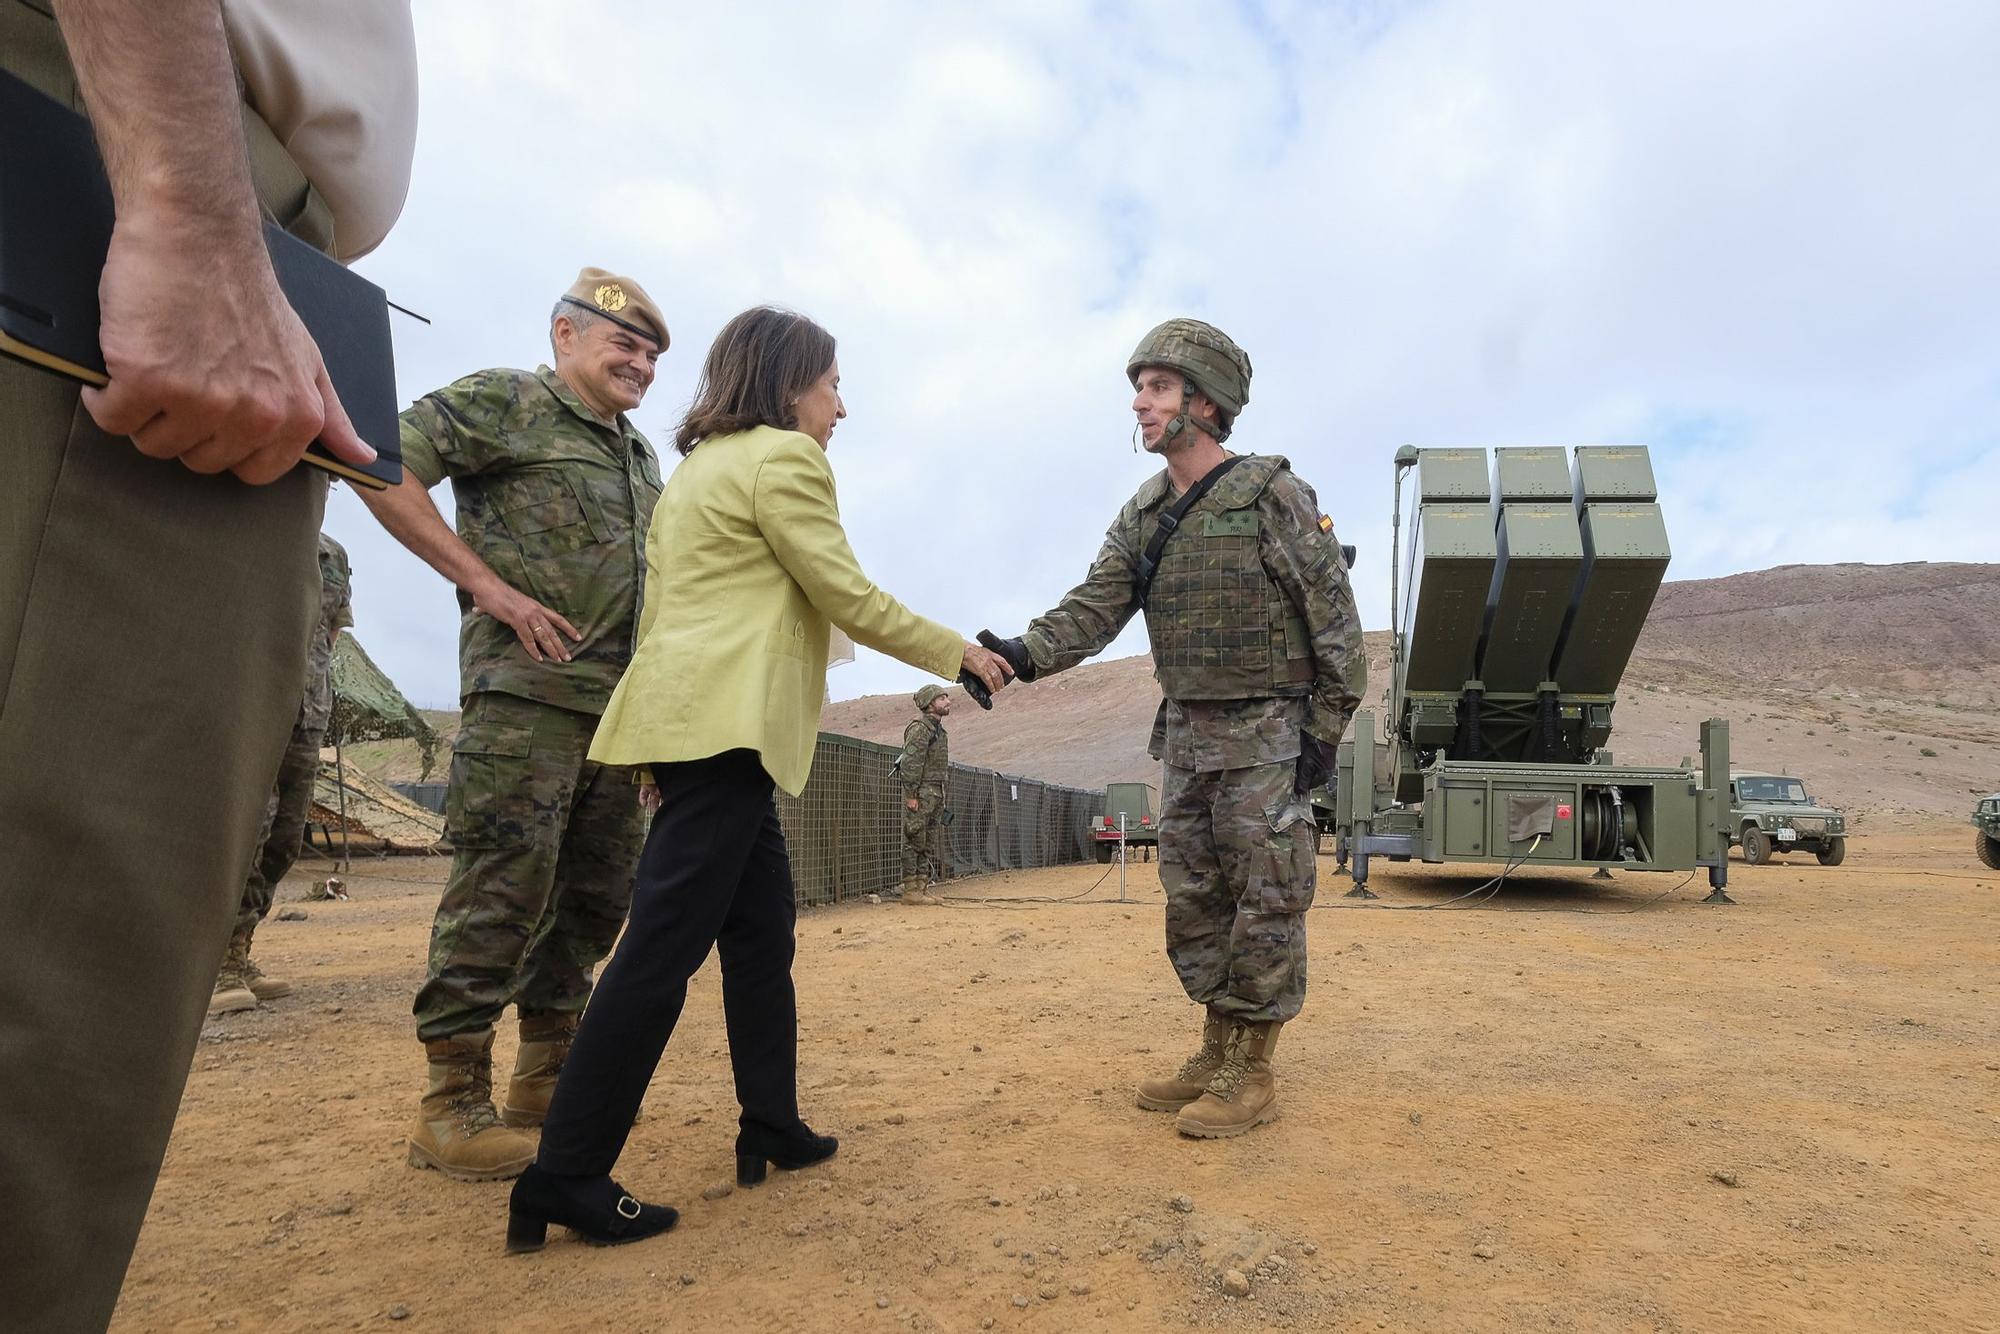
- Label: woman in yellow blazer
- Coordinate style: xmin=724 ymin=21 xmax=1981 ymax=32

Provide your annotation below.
xmin=506 ymin=307 xmax=1012 ymax=1252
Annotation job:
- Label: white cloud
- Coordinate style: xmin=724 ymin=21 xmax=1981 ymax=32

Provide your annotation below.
xmin=340 ymin=0 xmax=2000 ymax=711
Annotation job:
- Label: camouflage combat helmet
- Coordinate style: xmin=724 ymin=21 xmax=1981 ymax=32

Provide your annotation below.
xmin=1127 ymin=318 xmax=1253 ymax=443
xmin=913 ymin=684 xmax=946 ymax=711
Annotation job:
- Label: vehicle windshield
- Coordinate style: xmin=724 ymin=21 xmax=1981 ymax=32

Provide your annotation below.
xmin=1738 ymin=777 xmax=1808 ymax=803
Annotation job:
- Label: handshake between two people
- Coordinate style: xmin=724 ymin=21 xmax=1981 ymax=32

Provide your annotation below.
xmin=956 ymin=631 xmax=1336 ymax=801
xmin=954 ymin=630 xmax=1038 ymax=710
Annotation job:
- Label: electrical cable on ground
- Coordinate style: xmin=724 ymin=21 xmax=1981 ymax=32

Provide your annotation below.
xmin=332 ymin=839 xmax=1710 ymax=915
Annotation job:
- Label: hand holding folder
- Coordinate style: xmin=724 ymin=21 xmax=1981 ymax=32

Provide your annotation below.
xmin=0 ymin=69 xmax=402 ymax=489
xmin=82 ymin=215 xmax=378 ymax=486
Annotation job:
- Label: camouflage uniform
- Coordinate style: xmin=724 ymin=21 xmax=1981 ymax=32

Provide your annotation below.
xmin=896 ymin=692 xmax=951 ymax=882
xmin=400 ymin=366 xmax=662 ymax=1042
xmin=1020 ymin=453 xmax=1362 ymax=1022
xmin=234 ymin=534 xmax=353 ymax=935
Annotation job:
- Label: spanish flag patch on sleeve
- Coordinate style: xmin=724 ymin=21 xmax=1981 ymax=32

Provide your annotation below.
xmin=1317 ymin=514 xmax=1334 ymax=534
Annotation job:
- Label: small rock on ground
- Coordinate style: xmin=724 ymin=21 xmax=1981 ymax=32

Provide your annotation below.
xmin=1171 ymin=1194 xmax=1195 ymax=1213
xmin=701 ymin=1183 xmax=734 ymax=1201
xmin=1221 ymin=1270 xmax=1252 ymax=1298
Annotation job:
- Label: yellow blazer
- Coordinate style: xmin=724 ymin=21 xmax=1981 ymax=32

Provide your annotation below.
xmin=588 ymin=426 xmax=963 ymax=795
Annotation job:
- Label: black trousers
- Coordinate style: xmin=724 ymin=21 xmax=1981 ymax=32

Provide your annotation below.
xmin=536 ymin=749 xmax=801 ymax=1176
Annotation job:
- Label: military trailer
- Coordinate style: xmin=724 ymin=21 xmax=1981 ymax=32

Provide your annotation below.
xmin=1975 ymin=793 xmax=2000 ymax=870
xmin=1727 ymin=771 xmax=1847 ymax=865
xmin=1092 ymin=781 xmax=1158 ymax=862
xmin=1331 ymin=445 xmax=1734 ymax=900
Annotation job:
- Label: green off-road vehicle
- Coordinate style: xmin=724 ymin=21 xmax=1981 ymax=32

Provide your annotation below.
xmin=1974 ymin=793 xmax=2000 ymax=870
xmin=1091 ymin=782 xmax=1159 ymax=863
xmin=1728 ymin=772 xmax=1847 ymax=866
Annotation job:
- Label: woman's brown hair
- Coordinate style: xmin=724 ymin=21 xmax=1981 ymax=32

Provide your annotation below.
xmin=673 ymin=306 xmax=836 ymax=455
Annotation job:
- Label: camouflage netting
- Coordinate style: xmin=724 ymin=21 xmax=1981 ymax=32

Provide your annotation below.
xmin=775 ymin=733 xmax=1104 ymax=907
xmin=308 ymin=762 xmax=446 ymax=853
xmin=329 ymin=634 xmax=440 ymax=780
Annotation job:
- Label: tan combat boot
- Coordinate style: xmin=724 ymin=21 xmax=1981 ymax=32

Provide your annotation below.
xmin=1135 ymin=1009 xmax=1233 ymax=1112
xmin=500 ymin=1013 xmax=578 ymax=1129
xmin=406 ymin=1031 xmax=537 ymax=1181
xmin=207 ymin=934 xmax=257 ymax=1016
xmin=902 ymin=875 xmax=941 ymax=906
xmin=1175 ymin=1020 xmax=1283 ymax=1138
xmin=237 ymin=928 xmax=291 ymax=1001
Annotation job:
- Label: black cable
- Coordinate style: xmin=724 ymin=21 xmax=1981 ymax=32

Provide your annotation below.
xmin=935 ymin=852 xmax=1125 ymax=908
xmin=1315 ymin=835 xmax=1542 ymax=912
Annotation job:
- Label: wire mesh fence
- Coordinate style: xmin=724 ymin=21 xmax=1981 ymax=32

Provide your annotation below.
xmin=775 ymin=733 xmax=1106 ymax=907
xmin=420 ymin=730 xmax=1105 ymax=907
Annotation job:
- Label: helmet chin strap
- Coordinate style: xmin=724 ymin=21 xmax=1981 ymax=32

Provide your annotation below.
xmin=1162 ymin=383 xmax=1231 ymax=447
xmin=1134 ymin=377 xmax=1231 ymax=451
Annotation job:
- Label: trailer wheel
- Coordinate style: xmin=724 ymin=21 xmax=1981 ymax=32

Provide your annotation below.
xmin=1978 ymin=832 xmax=2000 ymax=870
xmin=1815 ymin=837 xmax=1846 ymax=867
xmin=1741 ymin=825 xmax=1772 ymax=865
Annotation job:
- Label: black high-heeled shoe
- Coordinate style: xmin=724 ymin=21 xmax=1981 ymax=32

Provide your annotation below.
xmin=505 ymin=1163 xmax=679 ymax=1254
xmin=735 ymin=1122 xmax=839 ymax=1186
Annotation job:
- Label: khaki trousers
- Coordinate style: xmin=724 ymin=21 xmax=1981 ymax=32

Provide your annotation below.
xmin=0 ymin=10 xmax=334 ymax=1330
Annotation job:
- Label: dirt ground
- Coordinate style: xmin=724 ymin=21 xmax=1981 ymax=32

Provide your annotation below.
xmin=116 ymin=828 xmax=1998 ymax=1333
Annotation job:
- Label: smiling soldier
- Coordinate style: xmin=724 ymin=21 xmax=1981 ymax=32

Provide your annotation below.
xmin=358 ymin=268 xmax=668 ymax=1180
xmin=978 ymin=319 xmax=1363 ymax=1139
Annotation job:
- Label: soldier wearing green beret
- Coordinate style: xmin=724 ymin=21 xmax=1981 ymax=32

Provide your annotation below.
xmin=979 ymin=319 xmax=1363 ymax=1139
xmin=358 ymin=268 xmax=669 ymax=1181
xmin=895 ymin=684 xmax=953 ymax=905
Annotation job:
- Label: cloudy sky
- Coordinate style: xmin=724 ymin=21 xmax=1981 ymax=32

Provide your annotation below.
xmin=336 ymin=0 xmax=2000 ymax=710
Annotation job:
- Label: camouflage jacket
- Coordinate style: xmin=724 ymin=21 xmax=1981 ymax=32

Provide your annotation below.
xmin=1021 ymin=452 xmax=1363 ymax=771
xmin=400 ymin=365 xmax=663 ymax=715
xmin=297 ymin=533 xmax=355 ymax=733
xmin=895 ymin=715 xmax=950 ymax=802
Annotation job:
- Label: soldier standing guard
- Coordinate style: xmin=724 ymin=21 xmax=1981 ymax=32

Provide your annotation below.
xmin=358 ymin=269 xmax=669 ymax=1180
xmin=209 ymin=532 xmax=353 ymax=1015
xmin=980 ymin=319 xmax=1363 ymax=1138
xmin=896 ymin=683 xmax=953 ymax=904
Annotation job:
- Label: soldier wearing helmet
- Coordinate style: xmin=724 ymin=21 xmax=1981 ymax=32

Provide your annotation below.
xmin=979 ymin=318 xmax=1363 ymax=1139
xmin=895 ymin=683 xmax=954 ymax=905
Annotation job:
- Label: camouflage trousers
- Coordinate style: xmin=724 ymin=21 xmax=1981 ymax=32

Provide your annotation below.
xmin=234 ymin=720 xmax=326 ymax=936
xmin=1156 ymin=759 xmax=1315 ymax=1023
xmin=414 ymin=692 xmax=644 ymax=1042
xmin=901 ymin=797 xmax=943 ymax=880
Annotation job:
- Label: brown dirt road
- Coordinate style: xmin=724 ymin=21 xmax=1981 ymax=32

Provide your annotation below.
xmin=117 ymin=828 xmax=1998 ymax=1332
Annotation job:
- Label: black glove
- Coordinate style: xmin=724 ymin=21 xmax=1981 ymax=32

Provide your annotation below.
xmin=977 ymin=629 xmax=1038 ymax=682
xmin=1296 ymin=733 xmax=1336 ymax=797
xmin=957 ymin=669 xmax=994 ymax=710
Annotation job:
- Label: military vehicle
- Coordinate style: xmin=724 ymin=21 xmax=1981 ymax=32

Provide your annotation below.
xmin=1329 ymin=445 xmax=1734 ymax=900
xmin=1092 ymin=781 xmax=1158 ymax=862
xmin=1975 ymin=793 xmax=2000 ymax=870
xmin=1727 ymin=771 xmax=1847 ymax=865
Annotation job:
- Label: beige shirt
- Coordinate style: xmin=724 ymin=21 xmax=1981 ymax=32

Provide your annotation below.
xmin=224 ymin=1 xmax=419 ymax=261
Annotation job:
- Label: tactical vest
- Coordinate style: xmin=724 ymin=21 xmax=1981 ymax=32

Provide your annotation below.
xmin=906 ymin=718 xmax=950 ymax=792
xmin=1142 ymin=455 xmax=1313 ymax=700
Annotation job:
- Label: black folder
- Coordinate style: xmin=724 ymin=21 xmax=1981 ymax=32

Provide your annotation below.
xmin=0 ymin=68 xmax=402 ymax=489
